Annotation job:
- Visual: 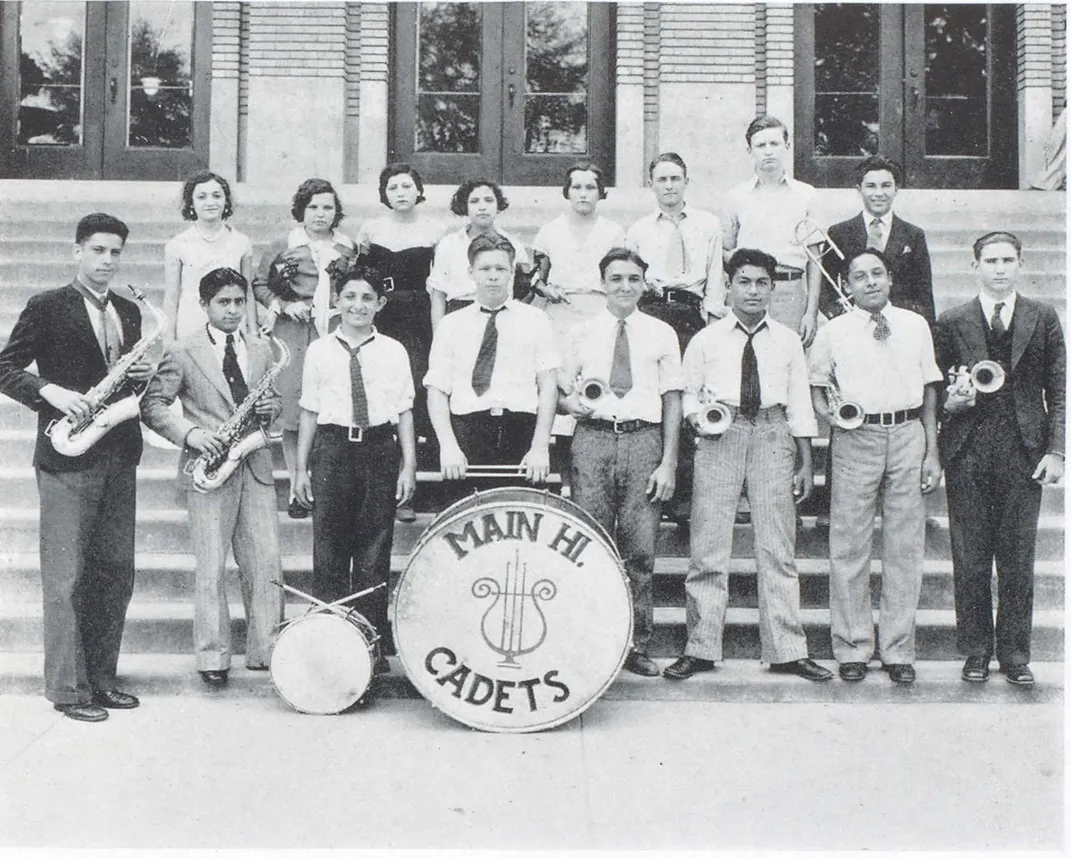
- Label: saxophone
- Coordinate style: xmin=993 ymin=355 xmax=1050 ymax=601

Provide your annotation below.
xmin=49 ymin=285 xmax=166 ymax=457
xmin=186 ymin=336 xmax=290 ymax=493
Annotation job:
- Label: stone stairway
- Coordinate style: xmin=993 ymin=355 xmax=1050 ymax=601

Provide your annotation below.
xmin=0 ymin=181 xmax=1065 ymax=701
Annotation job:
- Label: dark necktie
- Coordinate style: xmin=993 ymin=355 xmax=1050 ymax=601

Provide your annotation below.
xmin=223 ymin=334 xmax=249 ymax=405
xmin=609 ymin=319 xmax=633 ymax=397
xmin=471 ymin=307 xmax=504 ymax=396
xmin=739 ymin=324 xmax=763 ymax=419
xmin=871 ymin=311 xmax=891 ymax=341
xmin=990 ymin=302 xmax=1006 ymax=337
xmin=338 ymin=337 xmax=371 ymax=429
xmin=866 ymin=217 xmax=884 ymax=250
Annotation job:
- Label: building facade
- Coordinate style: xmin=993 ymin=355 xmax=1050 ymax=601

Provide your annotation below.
xmin=0 ymin=2 xmax=1065 ymax=190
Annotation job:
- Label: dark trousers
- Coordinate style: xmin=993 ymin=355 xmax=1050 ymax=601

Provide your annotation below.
xmin=444 ymin=410 xmax=537 ymax=503
xmin=36 ymin=449 xmax=137 ymax=704
xmin=310 ymin=430 xmax=400 ymax=641
xmin=945 ymin=409 xmax=1042 ymax=666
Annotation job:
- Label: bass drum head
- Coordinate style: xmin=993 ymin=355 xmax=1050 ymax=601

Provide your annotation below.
xmin=395 ymin=489 xmax=632 ymax=733
xmin=270 ymin=612 xmax=373 ymax=715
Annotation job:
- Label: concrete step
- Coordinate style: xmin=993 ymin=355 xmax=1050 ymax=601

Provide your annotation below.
xmin=0 ymin=652 xmax=1062 ymax=703
xmin=1 ymin=550 xmax=1062 ymax=611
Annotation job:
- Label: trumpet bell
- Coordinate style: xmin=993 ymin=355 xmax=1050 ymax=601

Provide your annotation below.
xmin=697 ymin=401 xmax=732 ymax=435
xmin=578 ymin=378 xmax=610 ymax=407
xmin=834 ymin=400 xmax=865 ymax=431
xmin=970 ymin=360 xmax=1005 ymax=393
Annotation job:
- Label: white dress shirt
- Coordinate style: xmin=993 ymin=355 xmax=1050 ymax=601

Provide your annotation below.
xmin=532 ymin=214 xmax=627 ymax=295
xmin=682 ymin=312 xmax=817 ymax=438
xmin=625 ymin=204 xmax=725 ymax=315
xmin=808 ymin=304 xmax=942 ymax=413
xmin=860 ymin=211 xmax=894 ymax=252
xmin=204 ymin=325 xmax=248 ymax=379
xmin=561 ymin=309 xmax=683 ymax=423
xmin=724 ymin=174 xmax=816 ymax=270
xmin=978 ymin=290 xmax=1017 ymax=332
xmin=424 ymin=300 xmax=560 ymax=415
xmin=426 ymin=226 xmax=531 ymax=303
xmin=77 ymin=279 xmax=125 ymax=349
xmin=300 ymin=329 xmax=415 ymax=427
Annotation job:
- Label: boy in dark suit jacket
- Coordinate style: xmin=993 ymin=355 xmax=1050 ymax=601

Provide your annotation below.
xmin=935 ymin=231 xmax=1065 ymax=687
xmin=141 ymin=267 xmax=285 ymax=687
xmin=825 ymin=156 xmax=935 ymax=325
xmin=0 ymin=213 xmax=153 ymax=722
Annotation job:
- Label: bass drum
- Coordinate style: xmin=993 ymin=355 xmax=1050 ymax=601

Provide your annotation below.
xmin=394 ymin=487 xmax=632 ymax=733
xmin=270 ymin=610 xmax=376 ymax=715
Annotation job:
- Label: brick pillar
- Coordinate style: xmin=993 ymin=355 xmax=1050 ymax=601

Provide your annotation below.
xmin=1018 ymin=4 xmax=1054 ymax=186
xmin=210 ymin=2 xmax=241 ymax=178
xmin=615 ymin=4 xmax=646 ymax=187
xmin=356 ymin=4 xmax=389 ymax=184
xmin=764 ymin=2 xmax=795 ymax=175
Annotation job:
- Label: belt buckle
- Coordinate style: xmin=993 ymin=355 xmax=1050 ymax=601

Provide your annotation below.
xmin=382 ymin=276 xmax=395 ymax=294
xmin=880 ymin=412 xmax=894 ymax=427
xmin=612 ymin=417 xmax=625 ymax=434
xmin=490 ymin=407 xmax=504 ymax=417
xmin=348 ymin=426 xmax=364 ymax=442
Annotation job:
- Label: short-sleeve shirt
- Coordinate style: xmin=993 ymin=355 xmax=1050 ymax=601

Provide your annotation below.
xmin=423 ymin=300 xmax=559 ymax=415
xmin=808 ymin=304 xmax=943 ymax=413
xmin=723 ymin=175 xmax=816 ymax=271
xmin=532 ymin=214 xmax=627 ymax=295
xmin=299 ymin=329 xmax=415 ymax=427
xmin=426 ymin=226 xmax=531 ymax=303
xmin=561 ymin=309 xmax=682 ymax=423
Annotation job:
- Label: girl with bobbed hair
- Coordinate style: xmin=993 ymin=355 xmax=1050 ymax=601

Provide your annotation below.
xmin=253 ymin=177 xmax=358 ymax=518
xmin=426 ymin=177 xmax=530 ymax=331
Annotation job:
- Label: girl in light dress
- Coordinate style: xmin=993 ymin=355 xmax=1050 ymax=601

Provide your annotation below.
xmin=355 ymin=164 xmax=447 ymax=522
xmin=427 ymin=178 xmax=531 ymax=331
xmin=163 ymin=171 xmax=255 ymax=341
xmin=254 ymin=178 xmax=358 ymax=518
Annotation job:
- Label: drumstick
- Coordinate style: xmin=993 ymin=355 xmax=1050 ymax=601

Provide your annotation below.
xmin=423 ymin=466 xmax=563 ymax=483
xmin=271 ymin=580 xmax=387 ymax=617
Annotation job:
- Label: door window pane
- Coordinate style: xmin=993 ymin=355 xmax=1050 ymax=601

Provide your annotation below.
xmin=813 ymin=4 xmax=880 ymax=157
xmin=416 ymin=3 xmax=481 ymax=153
xmin=524 ymin=2 xmax=587 ymax=154
xmin=17 ymin=1 xmax=85 ymax=146
xmin=924 ymin=5 xmax=989 ymax=156
xmin=127 ymin=0 xmax=194 ymax=148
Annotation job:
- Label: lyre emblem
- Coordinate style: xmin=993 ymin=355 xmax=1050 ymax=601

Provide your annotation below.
xmin=472 ymin=549 xmax=557 ymax=669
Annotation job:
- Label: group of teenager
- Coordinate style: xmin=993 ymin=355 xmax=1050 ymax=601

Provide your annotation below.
xmin=0 ymin=113 xmax=1063 ymax=724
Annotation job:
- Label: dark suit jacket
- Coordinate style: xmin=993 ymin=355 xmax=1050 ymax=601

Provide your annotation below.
xmin=934 ymin=295 xmax=1065 ymax=468
xmin=826 ymin=213 xmax=935 ymax=325
xmin=140 ymin=326 xmax=279 ymax=491
xmin=0 ymin=282 xmax=144 ymax=472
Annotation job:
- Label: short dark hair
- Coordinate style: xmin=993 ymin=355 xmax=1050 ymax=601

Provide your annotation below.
xmin=75 ymin=213 xmax=129 ymax=245
xmin=845 ymin=248 xmax=891 ymax=277
xmin=972 ymin=231 xmax=1022 ymax=261
xmin=562 ymin=161 xmax=608 ymax=200
xmin=854 ymin=155 xmax=903 ymax=188
xmin=648 ymin=152 xmax=688 ymax=179
xmin=598 ymin=247 xmax=648 ymax=279
xmin=745 ymin=115 xmax=789 ymax=146
xmin=467 ymin=234 xmax=516 ymax=266
xmin=726 ymin=248 xmax=778 ymax=282
xmin=328 ymin=258 xmax=390 ymax=298
xmin=378 ymin=163 xmax=426 ymax=208
xmin=198 ymin=267 xmax=247 ymax=303
xmin=291 ymin=178 xmax=344 ymax=229
xmin=450 ymin=178 xmax=509 ymax=217
xmin=180 ymin=170 xmax=235 ymax=221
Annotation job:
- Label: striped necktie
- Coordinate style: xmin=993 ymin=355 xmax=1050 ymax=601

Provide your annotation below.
xmin=76 ymin=283 xmax=122 ymax=367
xmin=338 ymin=336 xmax=371 ymax=429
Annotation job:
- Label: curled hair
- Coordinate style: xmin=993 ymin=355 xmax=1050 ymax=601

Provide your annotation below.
xmin=648 ymin=152 xmax=688 ymax=179
xmin=745 ymin=114 xmax=789 ymax=146
xmin=562 ymin=161 xmax=608 ymax=200
xmin=726 ymin=248 xmax=778 ymax=282
xmin=378 ymin=163 xmax=426 ymax=208
xmin=198 ymin=267 xmax=247 ymax=303
xmin=467 ymin=233 xmax=516 ymax=266
xmin=327 ymin=257 xmax=389 ymax=298
xmin=75 ymin=212 xmax=128 ymax=245
xmin=854 ymin=155 xmax=903 ymax=188
xmin=291 ymin=178 xmax=344 ymax=229
xmin=180 ymin=170 xmax=235 ymax=221
xmin=598 ymin=247 xmax=648 ymax=279
xmin=450 ymin=178 xmax=509 ymax=217
xmin=845 ymin=248 xmax=891 ymax=277
xmin=972 ymin=231 xmax=1022 ymax=261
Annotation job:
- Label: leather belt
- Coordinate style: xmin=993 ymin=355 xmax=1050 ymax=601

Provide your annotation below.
xmin=641 ymin=288 xmax=702 ymax=307
xmin=772 ymin=268 xmax=804 ymax=282
xmin=318 ymin=423 xmax=396 ymax=443
xmin=863 ymin=407 xmax=922 ymax=426
xmin=582 ymin=418 xmax=660 ymax=435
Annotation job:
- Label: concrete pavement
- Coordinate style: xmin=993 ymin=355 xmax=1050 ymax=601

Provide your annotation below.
xmin=0 ymin=692 xmax=1064 ymax=850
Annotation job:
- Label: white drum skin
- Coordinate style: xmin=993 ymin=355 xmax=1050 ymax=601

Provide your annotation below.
xmin=395 ymin=488 xmax=633 ymax=733
xmin=270 ymin=611 xmax=374 ymax=715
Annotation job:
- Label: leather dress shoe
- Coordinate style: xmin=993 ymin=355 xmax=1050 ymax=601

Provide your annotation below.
xmin=54 ymin=702 xmax=109 ymax=722
xmin=287 ymin=498 xmax=310 ymax=519
xmin=395 ymin=504 xmax=417 ymax=523
xmin=623 ymin=651 xmax=660 ymax=677
xmin=199 ymin=670 xmax=229 ymax=687
xmin=884 ymin=663 xmax=916 ymax=684
xmin=770 ymin=658 xmax=833 ymax=681
xmin=92 ymin=689 xmax=140 ymax=709
xmin=245 ymin=663 xmax=269 ymax=672
xmin=1000 ymin=663 xmax=1035 ymax=686
xmin=838 ymin=662 xmax=867 ymax=682
xmin=662 ymin=655 xmax=715 ymax=680
xmin=961 ymin=656 xmax=990 ymax=683
xmin=373 ymin=655 xmax=391 ymax=676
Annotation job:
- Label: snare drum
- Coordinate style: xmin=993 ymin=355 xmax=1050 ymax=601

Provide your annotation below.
xmin=270 ymin=610 xmax=377 ymax=715
xmin=395 ymin=487 xmax=632 ymax=733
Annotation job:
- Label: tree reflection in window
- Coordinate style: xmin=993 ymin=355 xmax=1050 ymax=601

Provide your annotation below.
xmin=416 ymin=3 xmax=481 ymax=153
xmin=17 ymin=2 xmax=85 ymax=146
xmin=127 ymin=2 xmax=194 ymax=149
xmin=924 ymin=5 xmax=989 ymax=157
xmin=813 ymin=4 xmax=880 ymax=157
xmin=525 ymin=2 xmax=588 ymax=154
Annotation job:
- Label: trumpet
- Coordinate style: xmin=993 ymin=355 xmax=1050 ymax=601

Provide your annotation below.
xmin=577 ymin=377 xmax=610 ymax=409
xmin=695 ymin=387 xmax=732 ymax=435
xmin=824 ymin=384 xmax=865 ymax=430
xmin=949 ymin=360 xmax=1006 ymax=396
xmin=794 ymin=219 xmax=853 ymax=318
